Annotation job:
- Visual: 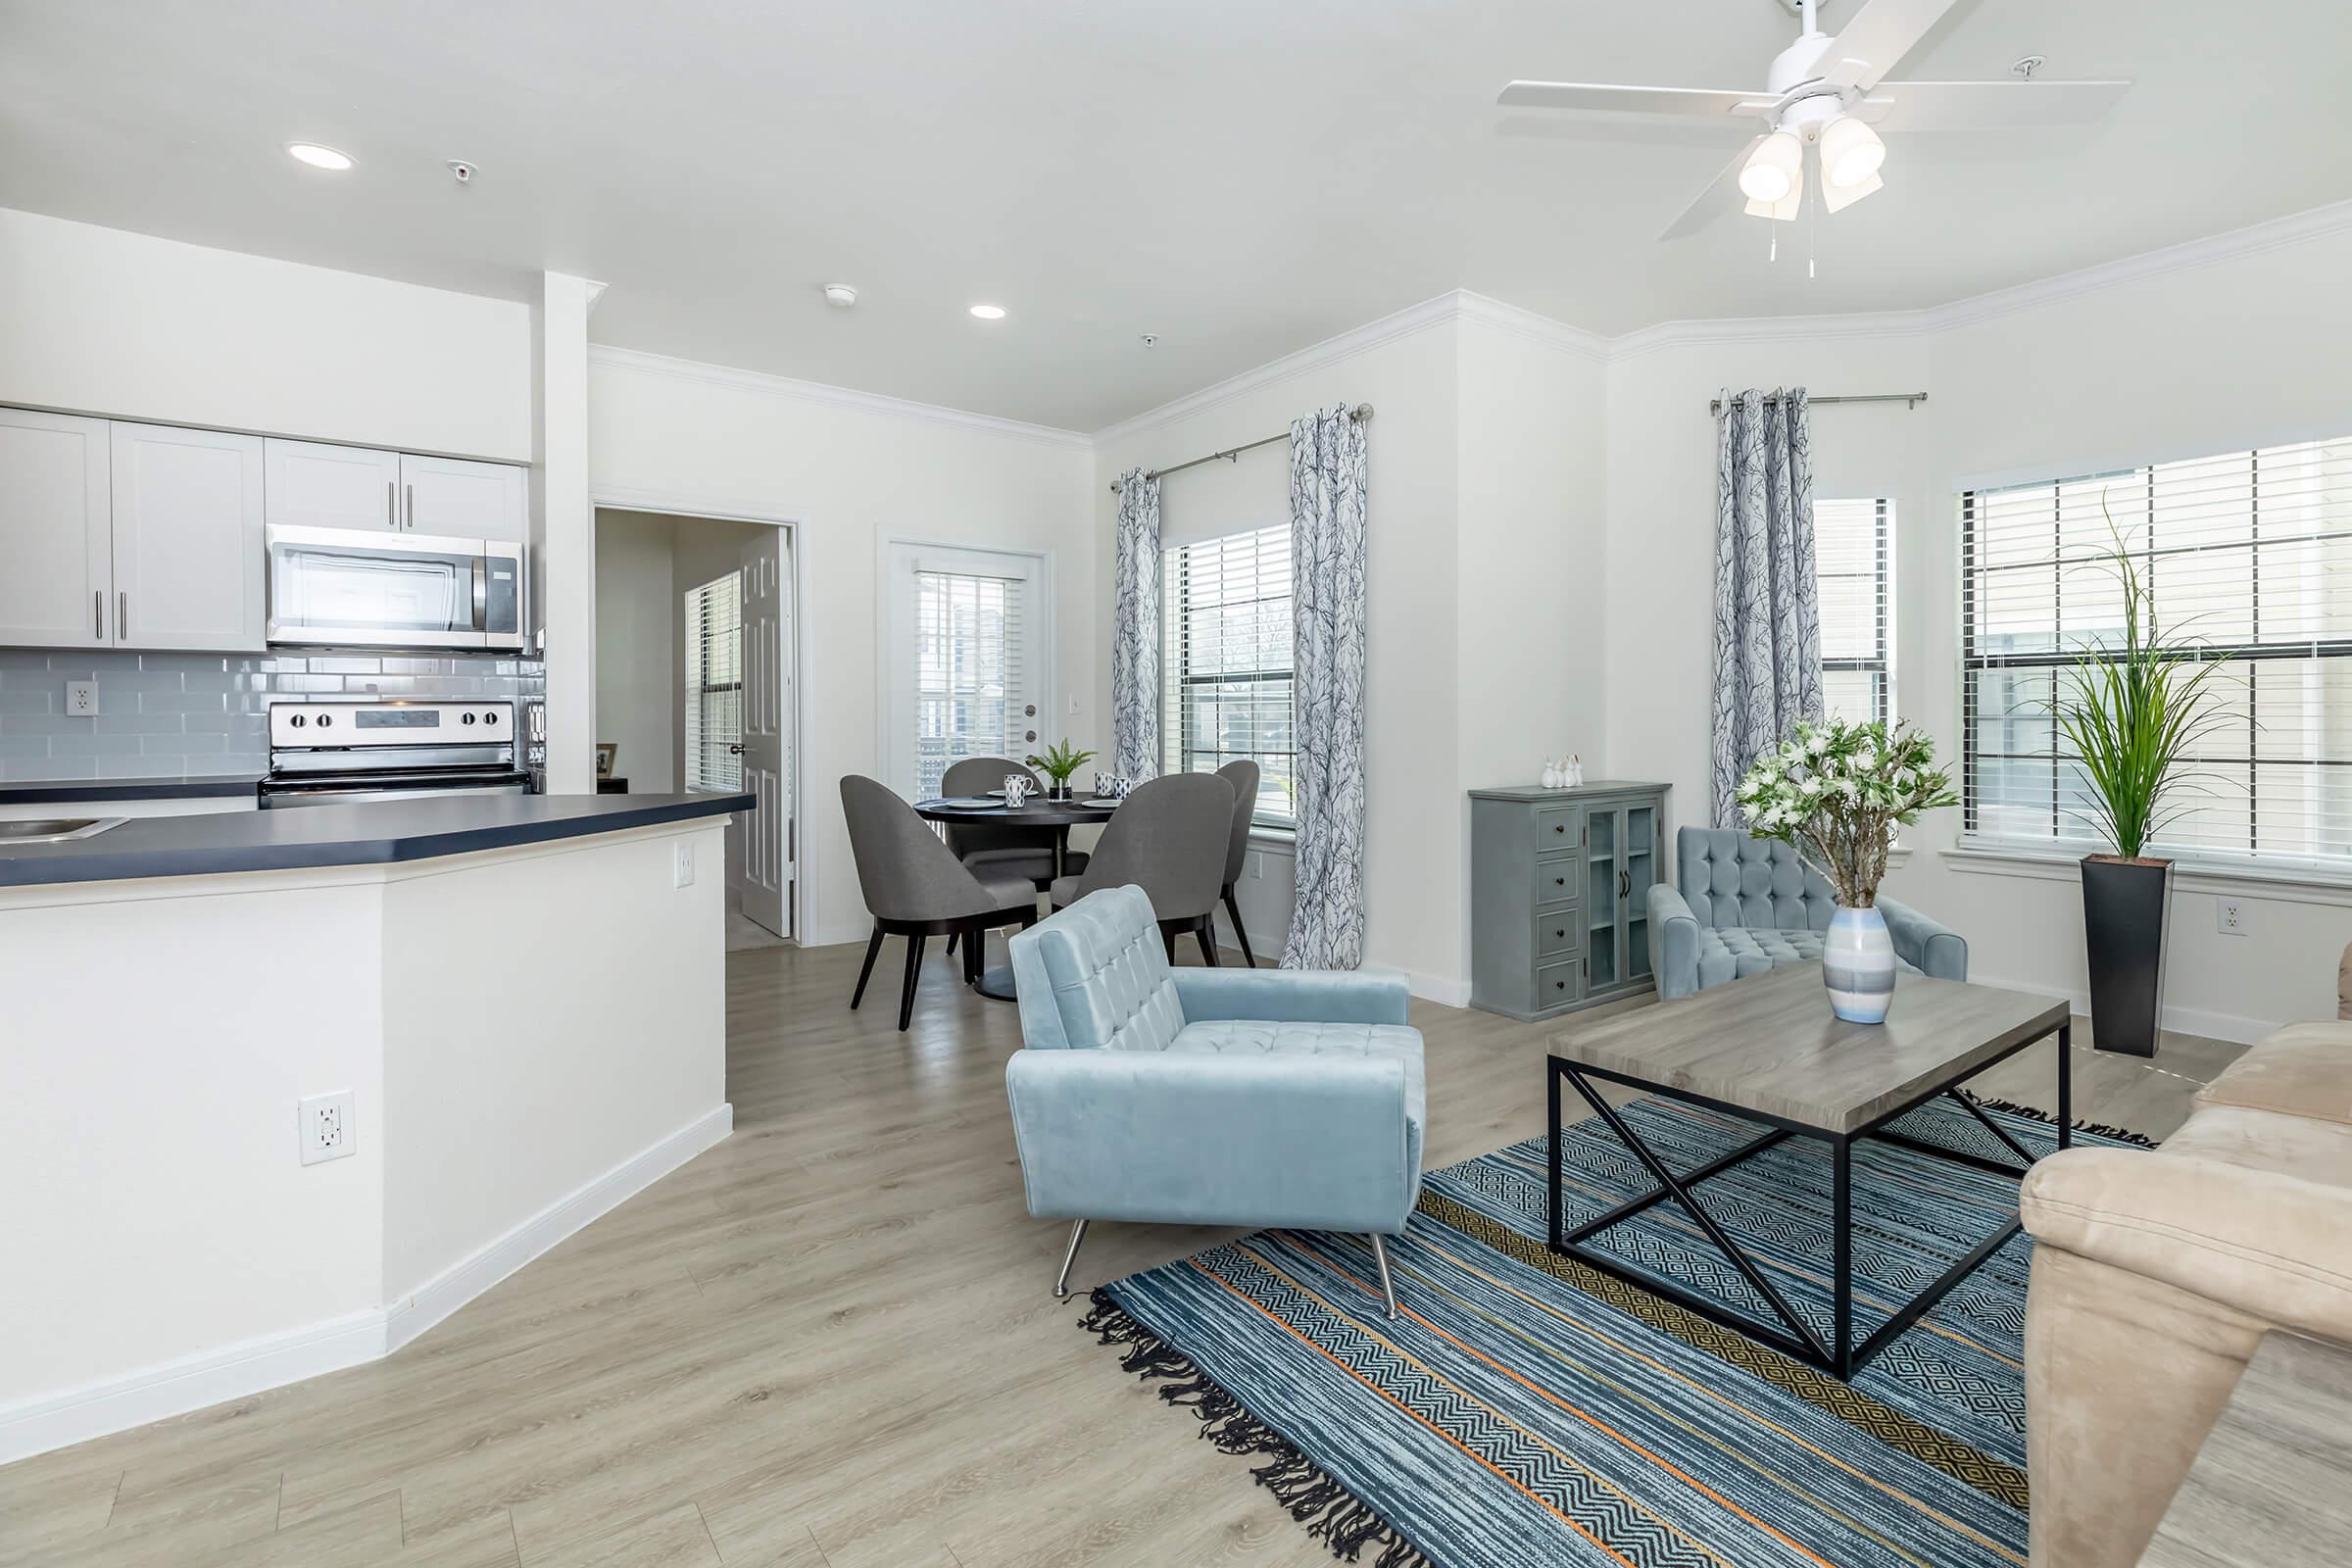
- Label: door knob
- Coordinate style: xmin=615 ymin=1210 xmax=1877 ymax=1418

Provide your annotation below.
xmin=727 ymin=744 xmax=745 ymax=755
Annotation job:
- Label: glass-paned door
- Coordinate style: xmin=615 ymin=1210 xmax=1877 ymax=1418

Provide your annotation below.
xmin=1586 ymin=808 xmax=1619 ymax=989
xmin=1624 ymin=802 xmax=1657 ymax=984
xmin=884 ymin=543 xmax=1049 ymax=800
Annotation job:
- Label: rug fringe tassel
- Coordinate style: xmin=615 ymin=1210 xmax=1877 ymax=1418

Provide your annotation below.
xmin=1080 ymin=1289 xmax=1434 ymax=1568
xmin=1957 ymin=1090 xmax=2161 ymax=1149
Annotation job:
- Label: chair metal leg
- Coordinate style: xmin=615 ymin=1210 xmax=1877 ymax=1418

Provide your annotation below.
xmin=849 ymin=925 xmax=884 ymax=1010
xmin=1369 ymin=1233 xmax=1398 ymax=1318
xmin=1224 ymin=888 xmax=1256 ymax=967
xmin=897 ymin=935 xmax=925 ymax=1031
xmin=1053 ymin=1218 xmax=1090 ymax=1300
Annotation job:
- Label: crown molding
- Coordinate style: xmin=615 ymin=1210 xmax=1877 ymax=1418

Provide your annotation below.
xmin=585 ymin=343 xmax=1093 ymax=450
xmin=1451 ymin=290 xmax=1613 ymax=362
xmin=1607 ymin=307 xmax=1936 ymax=362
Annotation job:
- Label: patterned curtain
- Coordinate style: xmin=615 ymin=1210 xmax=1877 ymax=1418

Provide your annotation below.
xmin=1110 ymin=467 xmax=1161 ymax=781
xmin=1711 ymin=387 xmax=1824 ymax=826
xmin=1284 ymin=406 xmax=1369 ymax=970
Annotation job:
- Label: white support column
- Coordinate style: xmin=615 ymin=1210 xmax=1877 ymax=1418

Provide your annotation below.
xmin=533 ymin=272 xmax=604 ymax=795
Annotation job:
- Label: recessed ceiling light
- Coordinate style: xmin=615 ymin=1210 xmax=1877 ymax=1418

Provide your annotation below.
xmin=287 ymin=143 xmax=353 ymax=172
xmin=968 ymin=304 xmax=1006 ymax=320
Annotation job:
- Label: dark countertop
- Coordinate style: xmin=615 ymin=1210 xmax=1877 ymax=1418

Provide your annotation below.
xmin=0 ymin=774 xmax=264 ymax=804
xmin=0 ymin=792 xmax=756 ymax=889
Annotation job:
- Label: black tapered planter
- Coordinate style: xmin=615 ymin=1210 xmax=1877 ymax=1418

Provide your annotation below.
xmin=2081 ymin=856 xmax=2174 ymax=1057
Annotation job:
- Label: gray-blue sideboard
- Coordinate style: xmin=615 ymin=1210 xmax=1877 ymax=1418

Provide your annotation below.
xmin=1468 ymin=782 xmax=1672 ymax=1020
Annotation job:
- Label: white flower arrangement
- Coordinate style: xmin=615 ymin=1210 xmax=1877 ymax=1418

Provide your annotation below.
xmin=1734 ymin=717 xmax=1957 ymax=908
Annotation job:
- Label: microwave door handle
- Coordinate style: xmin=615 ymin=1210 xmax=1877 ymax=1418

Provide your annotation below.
xmin=471 ymin=555 xmax=489 ymax=632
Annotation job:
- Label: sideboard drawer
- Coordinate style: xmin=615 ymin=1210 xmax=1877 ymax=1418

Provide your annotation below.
xmin=1535 ymin=911 xmax=1581 ymax=959
xmin=1535 ymin=862 xmax=1578 ymax=906
xmin=1534 ymin=959 xmax=1581 ymax=1008
xmin=1535 ymin=807 xmax=1580 ymax=856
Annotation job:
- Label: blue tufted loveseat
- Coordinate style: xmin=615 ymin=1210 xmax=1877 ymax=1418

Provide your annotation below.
xmin=1003 ymin=885 xmax=1425 ymax=1315
xmin=1647 ymin=827 xmax=1967 ymax=1001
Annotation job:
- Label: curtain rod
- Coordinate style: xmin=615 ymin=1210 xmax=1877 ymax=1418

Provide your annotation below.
xmin=1107 ymin=404 xmax=1374 ymax=493
xmin=1709 ymin=392 xmax=1928 ymax=416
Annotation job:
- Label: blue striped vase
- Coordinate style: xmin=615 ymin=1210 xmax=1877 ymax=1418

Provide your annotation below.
xmin=1824 ymin=905 xmax=1896 ymax=1024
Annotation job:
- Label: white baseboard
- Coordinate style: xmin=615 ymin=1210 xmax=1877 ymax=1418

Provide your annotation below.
xmin=1969 ymin=973 xmax=2278 ymax=1048
xmin=0 ymin=1104 xmax=733 ymax=1466
xmin=1404 ymin=970 xmax=1473 ymax=1008
xmin=385 ymin=1103 xmax=733 ymax=1353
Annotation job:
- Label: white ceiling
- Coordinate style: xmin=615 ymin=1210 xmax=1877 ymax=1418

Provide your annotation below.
xmin=4 ymin=1 xmax=2349 ymax=431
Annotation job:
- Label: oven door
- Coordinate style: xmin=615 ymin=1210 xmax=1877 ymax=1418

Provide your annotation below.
xmin=260 ymin=767 xmax=534 ymax=807
xmin=268 ymin=525 xmax=523 ymax=650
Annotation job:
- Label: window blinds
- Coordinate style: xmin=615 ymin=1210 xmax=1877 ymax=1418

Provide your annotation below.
xmin=1161 ymin=523 xmax=1296 ymax=825
xmin=911 ymin=567 xmax=1026 ymax=800
xmin=1962 ymin=435 xmax=2352 ymax=866
xmin=1816 ymin=497 xmax=1890 ymax=725
xmin=684 ymin=571 xmax=743 ymax=793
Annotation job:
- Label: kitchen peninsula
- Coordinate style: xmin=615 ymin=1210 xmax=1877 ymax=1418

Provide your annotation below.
xmin=0 ymin=791 xmax=752 ymax=1461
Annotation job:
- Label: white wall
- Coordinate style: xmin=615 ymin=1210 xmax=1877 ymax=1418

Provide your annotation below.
xmin=1603 ymin=220 xmax=2352 ymax=1038
xmin=593 ymin=510 xmax=677 ymax=794
xmin=587 ymin=348 xmax=1097 ymax=948
xmin=0 ymin=208 xmax=531 ymax=461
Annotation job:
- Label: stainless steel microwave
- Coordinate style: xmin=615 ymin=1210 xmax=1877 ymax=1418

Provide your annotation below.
xmin=266 ymin=525 xmax=525 ymax=651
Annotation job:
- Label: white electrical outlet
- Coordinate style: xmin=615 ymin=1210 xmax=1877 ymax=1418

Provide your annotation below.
xmin=65 ymin=680 xmax=98 ymax=716
xmin=2217 ymin=899 xmax=2247 ymax=936
xmin=673 ymin=840 xmax=695 ymax=888
xmin=299 ymin=1090 xmax=355 ymax=1165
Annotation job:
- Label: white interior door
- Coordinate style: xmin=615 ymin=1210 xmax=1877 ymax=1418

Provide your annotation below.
xmin=884 ymin=543 xmax=1048 ymax=799
xmin=733 ymin=527 xmax=793 ymax=937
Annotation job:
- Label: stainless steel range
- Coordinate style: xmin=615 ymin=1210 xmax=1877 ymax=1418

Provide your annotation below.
xmin=261 ymin=699 xmax=534 ymax=807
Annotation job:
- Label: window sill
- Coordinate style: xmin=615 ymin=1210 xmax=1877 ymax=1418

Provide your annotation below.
xmin=1941 ymin=840 xmax=2352 ymax=908
xmin=1248 ymin=825 xmax=1298 ymax=855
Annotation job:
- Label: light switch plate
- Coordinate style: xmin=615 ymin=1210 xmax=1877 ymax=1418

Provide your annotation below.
xmin=673 ymin=840 xmax=695 ymax=888
xmin=65 ymin=680 xmax=98 ymax=716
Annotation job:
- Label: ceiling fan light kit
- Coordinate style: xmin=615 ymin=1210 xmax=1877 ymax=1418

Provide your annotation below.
xmin=1498 ymin=0 xmax=2132 ymax=244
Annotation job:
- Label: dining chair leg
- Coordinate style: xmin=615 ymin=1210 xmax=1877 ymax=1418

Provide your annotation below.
xmin=963 ymin=922 xmax=983 ymax=985
xmin=850 ymin=924 xmax=884 ymax=1010
xmin=1161 ymin=927 xmax=1178 ymax=963
xmin=1223 ymin=888 xmax=1256 ymax=967
xmin=1195 ymin=920 xmax=1219 ymax=968
xmin=897 ymin=935 xmax=925 ymax=1031
xmin=946 ymin=929 xmax=958 ymax=957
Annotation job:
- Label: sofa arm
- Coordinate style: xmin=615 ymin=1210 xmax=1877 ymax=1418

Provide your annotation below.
xmin=1170 ymin=965 xmax=1409 ymax=1025
xmin=1878 ymin=896 xmax=1967 ymax=980
xmin=2021 ymin=1146 xmax=2352 ymax=1345
xmin=1004 ymin=1048 xmax=1419 ymax=1232
xmin=1649 ymin=884 xmax=1702 ymax=1001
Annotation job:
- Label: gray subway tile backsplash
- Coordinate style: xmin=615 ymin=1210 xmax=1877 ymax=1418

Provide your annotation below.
xmin=0 ymin=650 xmax=546 ymax=782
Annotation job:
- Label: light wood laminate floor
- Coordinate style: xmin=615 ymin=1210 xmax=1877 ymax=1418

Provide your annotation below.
xmin=1 ymin=942 xmax=2242 ymax=1567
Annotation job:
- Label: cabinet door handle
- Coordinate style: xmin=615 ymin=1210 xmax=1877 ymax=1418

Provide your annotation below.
xmin=95 ymin=590 xmax=104 ymax=640
xmin=405 ymin=483 xmax=415 ymax=530
xmin=1619 ymin=868 xmax=1630 ymax=898
xmin=119 ymin=591 xmax=127 ymax=641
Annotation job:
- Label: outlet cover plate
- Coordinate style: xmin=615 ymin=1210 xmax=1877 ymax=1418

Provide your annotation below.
xmin=300 ymin=1090 xmax=356 ymax=1165
xmin=66 ymin=680 xmax=98 ymax=716
xmin=2217 ymin=899 xmax=2247 ymax=936
xmin=673 ymin=840 xmax=695 ymax=888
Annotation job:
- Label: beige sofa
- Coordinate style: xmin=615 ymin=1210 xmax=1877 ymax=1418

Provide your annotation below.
xmin=2019 ymin=1005 xmax=2352 ymax=1568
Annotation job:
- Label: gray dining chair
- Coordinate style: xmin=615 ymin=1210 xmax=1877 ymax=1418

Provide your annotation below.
xmin=840 ymin=775 xmax=1040 ymax=1031
xmin=1048 ymin=771 xmax=1233 ymax=965
xmin=1213 ymin=759 xmax=1262 ymax=967
xmin=937 ymin=756 xmax=1088 ymax=889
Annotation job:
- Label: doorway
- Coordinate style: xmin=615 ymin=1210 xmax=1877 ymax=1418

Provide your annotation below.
xmin=595 ymin=508 xmax=800 ymax=942
xmin=879 ymin=541 xmax=1053 ymax=800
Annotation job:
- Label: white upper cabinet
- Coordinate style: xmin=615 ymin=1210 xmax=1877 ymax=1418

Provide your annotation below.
xmin=0 ymin=409 xmax=111 ymax=647
xmin=264 ymin=438 xmax=403 ymax=533
xmin=110 ymin=422 xmax=266 ymax=652
xmin=401 ymin=454 xmax=526 ymax=542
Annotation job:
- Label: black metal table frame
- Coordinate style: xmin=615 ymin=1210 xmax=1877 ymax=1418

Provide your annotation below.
xmin=1544 ymin=1017 xmax=2070 ymax=1380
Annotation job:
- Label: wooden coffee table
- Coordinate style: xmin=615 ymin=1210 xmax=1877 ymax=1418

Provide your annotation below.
xmin=1546 ymin=962 xmax=2072 ymax=1379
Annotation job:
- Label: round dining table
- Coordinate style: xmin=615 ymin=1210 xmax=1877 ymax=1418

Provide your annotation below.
xmin=913 ymin=793 xmax=1121 ymax=1000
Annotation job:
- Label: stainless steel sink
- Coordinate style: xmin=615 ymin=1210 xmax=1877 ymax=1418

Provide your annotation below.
xmin=0 ymin=816 xmax=127 ymax=843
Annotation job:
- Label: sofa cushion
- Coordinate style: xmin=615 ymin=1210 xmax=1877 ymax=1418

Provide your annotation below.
xmin=1679 ymin=828 xmax=1838 ymax=932
xmin=1692 ymin=925 xmax=1921 ymax=992
xmin=1166 ymin=1018 xmax=1426 ymax=1142
xmin=2195 ymin=1020 xmax=2352 ymax=1128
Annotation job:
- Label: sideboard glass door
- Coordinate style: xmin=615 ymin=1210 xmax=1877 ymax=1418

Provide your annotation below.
xmin=1623 ymin=801 xmax=1657 ymax=985
xmin=1586 ymin=808 xmax=1620 ymax=989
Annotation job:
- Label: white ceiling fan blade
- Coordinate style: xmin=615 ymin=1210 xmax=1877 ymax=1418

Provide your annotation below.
xmin=1857 ymin=78 xmax=2133 ymax=130
xmin=1820 ymin=0 xmax=1960 ymax=90
xmin=1821 ymin=170 xmax=1884 ymax=213
xmin=1657 ymin=134 xmax=1767 ymax=240
xmin=1498 ymin=80 xmax=1771 ymax=118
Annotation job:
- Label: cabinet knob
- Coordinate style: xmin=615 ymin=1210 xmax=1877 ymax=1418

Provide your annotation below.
xmin=1553 ymin=822 xmax=1565 ymax=834
xmin=1554 ymin=979 xmax=1566 ymax=991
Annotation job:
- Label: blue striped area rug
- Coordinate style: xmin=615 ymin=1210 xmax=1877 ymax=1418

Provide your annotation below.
xmin=1080 ymin=1096 xmax=2151 ymax=1568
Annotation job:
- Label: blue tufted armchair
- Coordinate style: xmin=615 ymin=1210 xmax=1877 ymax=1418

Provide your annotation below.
xmin=1004 ymin=885 xmax=1425 ymax=1315
xmin=1648 ymin=827 xmax=1967 ymax=1002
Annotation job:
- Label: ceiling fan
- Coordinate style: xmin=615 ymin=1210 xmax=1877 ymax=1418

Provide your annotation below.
xmin=1499 ymin=0 xmax=2132 ymax=239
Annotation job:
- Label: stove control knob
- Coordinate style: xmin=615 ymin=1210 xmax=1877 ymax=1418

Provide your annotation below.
xmin=289 ymin=712 xmax=306 ymax=727
xmin=317 ymin=713 xmax=333 ymax=728
xmin=483 ymin=710 xmax=500 ymax=725
xmin=462 ymin=711 xmax=476 ymax=725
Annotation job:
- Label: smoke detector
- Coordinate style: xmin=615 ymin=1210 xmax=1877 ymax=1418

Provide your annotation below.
xmin=821 ymin=283 xmax=858 ymax=310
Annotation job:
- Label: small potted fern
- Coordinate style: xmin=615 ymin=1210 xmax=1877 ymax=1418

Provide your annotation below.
xmin=1025 ymin=739 xmax=1097 ymax=802
xmin=2051 ymin=506 xmax=2233 ymax=1057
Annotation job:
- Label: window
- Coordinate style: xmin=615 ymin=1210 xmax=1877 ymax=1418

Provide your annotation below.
xmin=1816 ymin=497 xmax=1891 ymax=725
xmin=1161 ymin=523 xmax=1295 ymax=826
xmin=684 ymin=571 xmax=743 ymax=793
xmin=909 ymin=565 xmax=1029 ymax=800
xmin=1961 ymin=435 xmax=2352 ymax=867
